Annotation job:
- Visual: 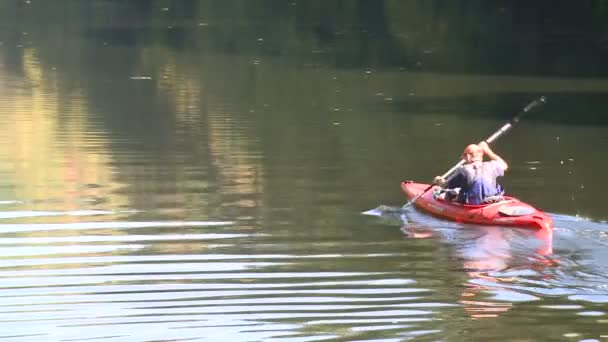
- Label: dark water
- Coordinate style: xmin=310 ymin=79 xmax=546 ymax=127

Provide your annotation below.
xmin=0 ymin=1 xmax=608 ymax=341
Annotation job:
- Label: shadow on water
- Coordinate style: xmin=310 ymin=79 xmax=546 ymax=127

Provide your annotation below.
xmin=364 ymin=205 xmax=608 ymax=317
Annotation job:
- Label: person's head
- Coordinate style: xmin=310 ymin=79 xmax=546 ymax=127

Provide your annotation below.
xmin=462 ymin=144 xmax=484 ymax=163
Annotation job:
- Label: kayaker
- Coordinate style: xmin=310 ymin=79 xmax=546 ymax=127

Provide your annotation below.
xmin=433 ymin=142 xmax=508 ymax=205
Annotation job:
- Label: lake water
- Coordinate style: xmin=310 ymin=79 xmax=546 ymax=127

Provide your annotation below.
xmin=1 ymin=1 xmax=608 ymax=341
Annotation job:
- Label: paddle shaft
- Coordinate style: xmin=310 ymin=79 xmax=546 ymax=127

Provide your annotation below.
xmin=403 ymin=96 xmax=546 ymax=209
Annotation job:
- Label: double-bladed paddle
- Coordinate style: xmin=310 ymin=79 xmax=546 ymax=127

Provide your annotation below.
xmin=401 ymin=96 xmax=547 ymax=210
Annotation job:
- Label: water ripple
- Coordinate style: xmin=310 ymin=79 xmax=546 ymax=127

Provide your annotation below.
xmin=0 ymin=221 xmax=234 ymax=233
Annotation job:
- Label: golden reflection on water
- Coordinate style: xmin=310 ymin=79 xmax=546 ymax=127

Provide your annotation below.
xmin=0 ymin=45 xmax=265 ymax=217
xmin=0 ymin=47 xmax=127 ymax=213
xmin=151 ymin=49 xmax=265 ymax=212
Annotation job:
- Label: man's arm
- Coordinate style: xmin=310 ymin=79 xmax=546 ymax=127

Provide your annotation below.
xmin=479 ymin=141 xmax=508 ymax=171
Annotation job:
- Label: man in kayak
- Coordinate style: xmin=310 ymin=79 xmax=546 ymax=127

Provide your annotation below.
xmin=433 ymin=142 xmax=508 ymax=205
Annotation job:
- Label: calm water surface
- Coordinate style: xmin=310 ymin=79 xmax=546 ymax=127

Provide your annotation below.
xmin=0 ymin=1 xmax=608 ymax=341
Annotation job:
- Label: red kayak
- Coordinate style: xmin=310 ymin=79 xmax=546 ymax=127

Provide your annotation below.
xmin=401 ymin=181 xmax=553 ymax=231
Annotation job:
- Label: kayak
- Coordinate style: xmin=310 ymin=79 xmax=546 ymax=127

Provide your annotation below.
xmin=401 ymin=181 xmax=553 ymax=231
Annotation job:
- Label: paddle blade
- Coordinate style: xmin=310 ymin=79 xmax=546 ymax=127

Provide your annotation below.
xmin=362 ymin=205 xmax=410 ymax=224
xmin=362 ymin=205 xmax=395 ymax=216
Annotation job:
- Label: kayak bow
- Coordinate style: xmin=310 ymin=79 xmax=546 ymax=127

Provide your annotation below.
xmin=401 ymin=181 xmax=553 ymax=231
